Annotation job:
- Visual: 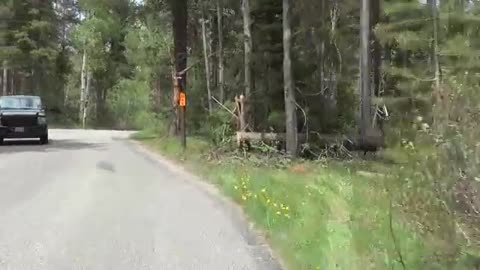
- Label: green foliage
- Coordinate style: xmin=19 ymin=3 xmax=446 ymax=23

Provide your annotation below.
xmin=267 ymin=110 xmax=285 ymax=131
xmin=196 ymin=102 xmax=236 ymax=147
xmin=108 ymin=78 xmax=151 ymax=130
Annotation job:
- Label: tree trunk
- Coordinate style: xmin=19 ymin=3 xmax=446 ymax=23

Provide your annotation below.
xmin=241 ymin=0 xmax=253 ymax=98
xmin=319 ymin=0 xmax=326 ymax=97
xmin=2 ymin=60 xmax=7 ymax=96
xmin=170 ymin=0 xmax=188 ymax=148
xmin=208 ymin=15 xmax=215 ymax=92
xmin=329 ymin=0 xmax=340 ymax=108
xmin=19 ymin=74 xmax=25 ymax=96
xmin=82 ymin=71 xmax=91 ymax=129
xmin=430 ymin=0 xmax=443 ymax=126
xmin=64 ymin=85 xmax=69 ymax=107
xmin=201 ymin=16 xmax=213 ymax=114
xmin=10 ymin=69 xmax=14 ymax=95
xmin=79 ymin=49 xmax=87 ymax=125
xmin=371 ymin=0 xmax=381 ymax=97
xmin=283 ymin=0 xmax=298 ymax=157
xmin=152 ymin=75 xmax=162 ymax=113
xmin=431 ymin=0 xmax=441 ymax=94
xmin=217 ymin=0 xmax=225 ymax=104
xmin=360 ymin=0 xmax=373 ymax=135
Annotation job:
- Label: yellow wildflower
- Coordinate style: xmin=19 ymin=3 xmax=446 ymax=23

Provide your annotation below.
xmin=276 ymin=211 xmax=281 ymax=215
xmin=242 ymin=195 xmax=247 ymax=201
xmin=261 ymin=188 xmax=267 ymax=193
xmin=234 ymin=185 xmax=238 ymax=190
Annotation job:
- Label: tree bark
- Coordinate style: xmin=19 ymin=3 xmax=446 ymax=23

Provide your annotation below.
xmin=10 ymin=69 xmax=14 ymax=95
xmin=242 ymin=0 xmax=253 ymax=130
xmin=170 ymin=0 xmax=188 ymax=148
xmin=2 ymin=60 xmax=7 ymax=96
xmin=329 ymin=0 xmax=340 ymax=108
xmin=152 ymin=75 xmax=162 ymax=113
xmin=201 ymin=16 xmax=213 ymax=114
xmin=241 ymin=0 xmax=253 ymax=98
xmin=283 ymin=0 xmax=298 ymax=157
xmin=371 ymin=0 xmax=381 ymax=97
xmin=217 ymin=0 xmax=225 ymax=103
xmin=431 ymin=0 xmax=441 ymax=93
xmin=430 ymin=0 xmax=443 ymax=126
xmin=235 ymin=95 xmax=247 ymax=132
xmin=360 ymin=0 xmax=373 ymax=135
xmin=79 ymin=49 xmax=87 ymax=125
xmin=82 ymin=71 xmax=91 ymax=129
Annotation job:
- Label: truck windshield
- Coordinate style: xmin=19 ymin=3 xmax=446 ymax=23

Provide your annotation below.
xmin=0 ymin=96 xmax=42 ymax=110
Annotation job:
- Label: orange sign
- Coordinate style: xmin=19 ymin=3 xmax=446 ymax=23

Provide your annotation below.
xmin=179 ymin=92 xmax=187 ymax=107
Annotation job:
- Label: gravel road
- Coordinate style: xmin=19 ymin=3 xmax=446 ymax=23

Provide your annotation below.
xmin=0 ymin=129 xmax=281 ymax=270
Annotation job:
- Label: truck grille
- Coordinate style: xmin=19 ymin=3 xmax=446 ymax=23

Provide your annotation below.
xmin=1 ymin=115 xmax=38 ymax=127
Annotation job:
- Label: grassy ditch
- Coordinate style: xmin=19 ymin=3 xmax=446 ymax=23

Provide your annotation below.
xmin=132 ymin=129 xmax=462 ymax=270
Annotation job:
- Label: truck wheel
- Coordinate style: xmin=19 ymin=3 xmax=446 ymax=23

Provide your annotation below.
xmin=40 ymin=134 xmax=49 ymax=145
xmin=0 ymin=138 xmax=3 ymax=145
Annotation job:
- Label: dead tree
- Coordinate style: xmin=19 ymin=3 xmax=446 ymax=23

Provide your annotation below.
xmin=201 ymin=15 xmax=213 ymax=114
xmin=283 ymin=0 xmax=298 ymax=157
xmin=216 ymin=0 xmax=225 ymax=103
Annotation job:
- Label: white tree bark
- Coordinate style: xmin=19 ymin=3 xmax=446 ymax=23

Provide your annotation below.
xmin=2 ymin=60 xmax=7 ymax=96
xmin=82 ymin=71 xmax=91 ymax=129
xmin=201 ymin=16 xmax=213 ymax=114
xmin=283 ymin=0 xmax=298 ymax=157
xmin=80 ymin=49 xmax=87 ymax=126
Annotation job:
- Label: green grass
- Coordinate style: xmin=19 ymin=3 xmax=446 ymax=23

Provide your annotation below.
xmin=132 ymin=130 xmax=453 ymax=270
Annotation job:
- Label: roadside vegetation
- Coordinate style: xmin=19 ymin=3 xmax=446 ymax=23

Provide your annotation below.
xmin=132 ymin=126 xmax=476 ymax=270
xmin=3 ymin=0 xmax=480 ymax=269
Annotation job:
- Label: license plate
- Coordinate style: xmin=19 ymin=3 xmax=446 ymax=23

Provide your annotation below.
xmin=14 ymin=127 xmax=25 ymax=132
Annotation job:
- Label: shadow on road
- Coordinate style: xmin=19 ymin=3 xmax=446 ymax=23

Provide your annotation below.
xmin=0 ymin=139 xmax=106 ymax=154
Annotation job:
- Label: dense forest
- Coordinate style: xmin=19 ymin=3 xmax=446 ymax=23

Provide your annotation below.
xmin=2 ymin=0 xmax=480 ymax=269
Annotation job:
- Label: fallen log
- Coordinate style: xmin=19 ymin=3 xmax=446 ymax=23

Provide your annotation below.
xmin=372 ymin=96 xmax=431 ymax=107
xmin=356 ymin=171 xmax=386 ymax=178
xmin=235 ymin=132 xmax=306 ymax=147
xmin=235 ymin=132 xmax=344 ymax=148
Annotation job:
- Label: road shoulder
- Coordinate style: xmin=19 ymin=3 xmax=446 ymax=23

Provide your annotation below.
xmin=129 ymin=140 xmax=285 ymax=270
